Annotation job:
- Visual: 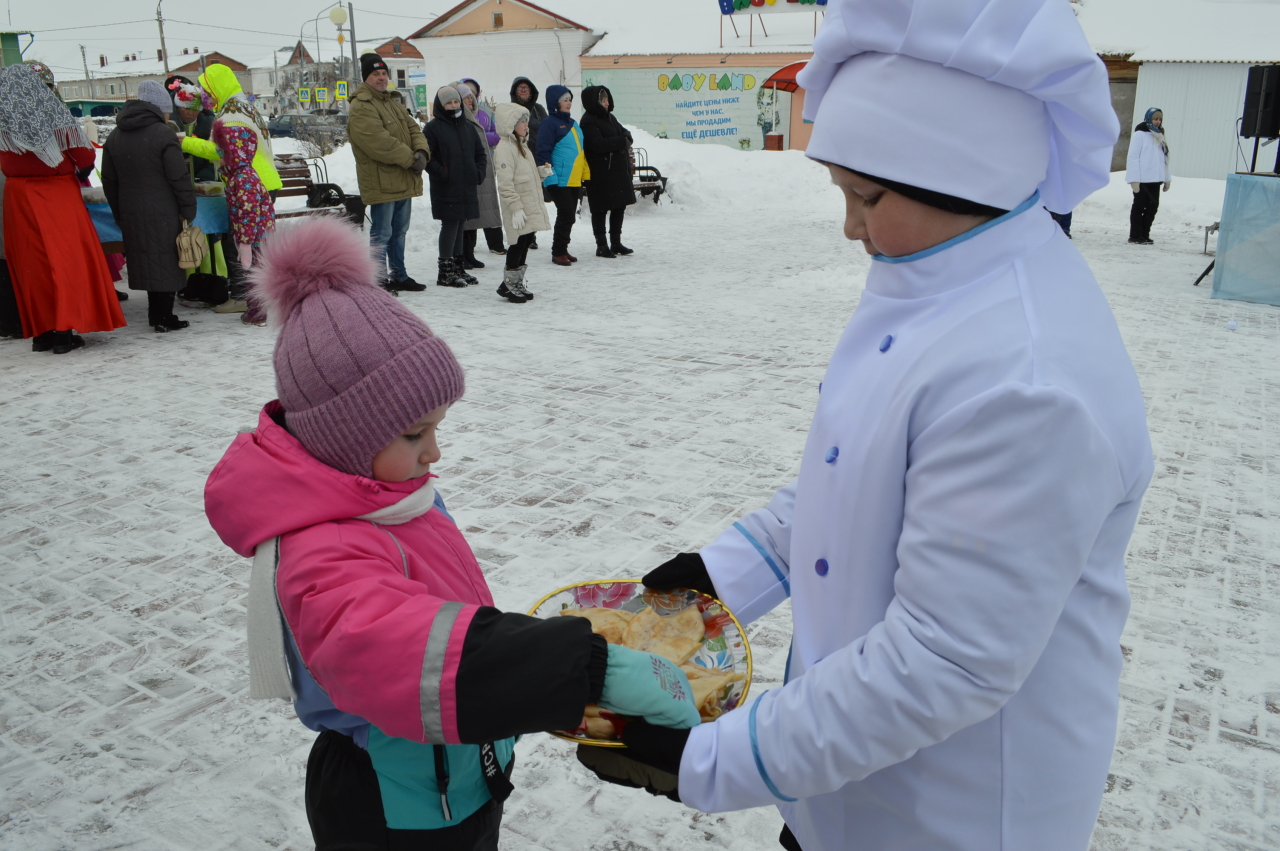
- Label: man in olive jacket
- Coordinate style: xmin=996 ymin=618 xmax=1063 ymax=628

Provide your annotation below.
xmin=349 ymin=53 xmax=430 ymax=291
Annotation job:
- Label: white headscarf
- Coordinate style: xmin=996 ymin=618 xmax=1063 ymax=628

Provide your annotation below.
xmin=799 ymin=0 xmax=1119 ymax=214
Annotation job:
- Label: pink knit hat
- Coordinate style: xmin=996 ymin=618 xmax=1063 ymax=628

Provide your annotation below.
xmin=250 ymin=216 xmax=465 ymax=477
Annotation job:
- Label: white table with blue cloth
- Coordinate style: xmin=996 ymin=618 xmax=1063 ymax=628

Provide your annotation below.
xmin=1211 ymin=173 xmax=1280 ymax=307
xmin=86 ymin=194 xmax=230 ymax=248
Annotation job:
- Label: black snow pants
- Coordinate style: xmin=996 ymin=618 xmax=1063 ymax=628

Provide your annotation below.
xmin=1128 ymin=182 xmax=1161 ymax=242
xmin=547 ymin=186 xmax=580 ymax=255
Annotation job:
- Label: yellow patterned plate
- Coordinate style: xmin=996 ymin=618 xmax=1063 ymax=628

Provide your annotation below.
xmin=528 ymin=579 xmax=752 ymax=748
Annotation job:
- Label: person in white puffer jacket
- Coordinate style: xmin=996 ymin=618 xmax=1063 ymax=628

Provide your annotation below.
xmin=1125 ymin=107 xmax=1171 ymax=244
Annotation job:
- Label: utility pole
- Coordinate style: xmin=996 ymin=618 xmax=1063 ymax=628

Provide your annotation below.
xmin=79 ymin=44 xmax=92 ymax=96
xmin=156 ymin=0 xmax=170 ymax=73
xmin=348 ymin=2 xmax=358 ymax=87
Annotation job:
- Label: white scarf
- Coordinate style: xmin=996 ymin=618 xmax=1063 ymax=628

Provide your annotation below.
xmin=246 ymin=480 xmax=437 ymax=700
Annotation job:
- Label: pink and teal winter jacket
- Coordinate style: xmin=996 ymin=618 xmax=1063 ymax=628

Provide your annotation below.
xmin=205 ymin=401 xmax=606 ymax=829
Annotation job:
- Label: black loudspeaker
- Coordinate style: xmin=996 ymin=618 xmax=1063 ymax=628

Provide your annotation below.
xmin=1242 ymin=64 xmax=1280 ymax=138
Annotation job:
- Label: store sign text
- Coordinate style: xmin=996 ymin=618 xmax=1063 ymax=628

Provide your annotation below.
xmin=658 ymin=73 xmax=756 ymax=92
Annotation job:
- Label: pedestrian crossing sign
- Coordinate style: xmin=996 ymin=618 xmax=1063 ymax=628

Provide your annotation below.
xmin=317 ymin=88 xmax=330 ymax=103
xmin=336 ymin=81 xmax=348 ymax=100
xmin=298 ymin=88 xmax=312 ymax=103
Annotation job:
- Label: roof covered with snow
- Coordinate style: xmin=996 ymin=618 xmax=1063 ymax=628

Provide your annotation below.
xmin=1077 ymin=0 xmax=1280 ymax=63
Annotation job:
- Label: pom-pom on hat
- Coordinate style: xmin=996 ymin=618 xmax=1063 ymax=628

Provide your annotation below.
xmin=799 ymin=0 xmax=1120 ymax=214
xmin=250 ymin=217 xmax=465 ymax=478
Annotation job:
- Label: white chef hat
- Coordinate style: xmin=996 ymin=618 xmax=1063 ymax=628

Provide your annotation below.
xmin=798 ymin=0 xmax=1119 ymax=214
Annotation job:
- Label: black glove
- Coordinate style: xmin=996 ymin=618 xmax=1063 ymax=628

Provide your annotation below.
xmin=642 ymin=552 xmax=718 ymax=600
xmin=576 ymin=721 xmax=690 ymax=802
xmin=411 ymin=150 xmax=428 ymax=174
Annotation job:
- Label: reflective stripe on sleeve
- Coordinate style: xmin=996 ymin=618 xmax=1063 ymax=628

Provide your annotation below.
xmin=420 ymin=600 xmax=464 ymax=743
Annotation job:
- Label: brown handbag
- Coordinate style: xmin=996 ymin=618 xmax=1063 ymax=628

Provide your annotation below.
xmin=176 ymin=220 xmax=208 ymax=270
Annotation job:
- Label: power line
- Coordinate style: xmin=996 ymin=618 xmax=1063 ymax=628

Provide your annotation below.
xmin=166 ymin=18 xmax=302 ymax=39
xmin=353 ymin=8 xmax=437 ymax=21
xmin=28 ymin=20 xmax=152 ymax=33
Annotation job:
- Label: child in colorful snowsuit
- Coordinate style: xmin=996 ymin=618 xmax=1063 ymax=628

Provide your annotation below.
xmin=204 ymin=216 xmax=699 ymax=851
xmin=212 ymin=119 xmax=274 ymax=324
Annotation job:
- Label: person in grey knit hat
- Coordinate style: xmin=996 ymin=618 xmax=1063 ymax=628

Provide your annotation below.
xmin=101 ymin=77 xmax=197 ymax=331
xmin=136 ymin=79 xmax=173 ymax=118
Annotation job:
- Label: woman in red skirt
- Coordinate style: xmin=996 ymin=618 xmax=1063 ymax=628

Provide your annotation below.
xmin=0 ymin=62 xmax=124 ymax=354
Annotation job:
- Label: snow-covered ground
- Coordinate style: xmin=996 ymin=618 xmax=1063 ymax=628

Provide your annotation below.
xmin=1 ymin=133 xmax=1277 ymax=851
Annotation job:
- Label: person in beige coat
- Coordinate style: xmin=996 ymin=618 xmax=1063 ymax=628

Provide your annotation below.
xmin=348 ymin=53 xmax=431 ymax=292
xmin=492 ymin=102 xmax=550 ymax=303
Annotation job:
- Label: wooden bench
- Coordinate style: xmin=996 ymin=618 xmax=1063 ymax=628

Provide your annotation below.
xmin=273 ymin=154 xmax=366 ymax=227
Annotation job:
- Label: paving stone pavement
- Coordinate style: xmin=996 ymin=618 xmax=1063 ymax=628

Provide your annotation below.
xmin=0 ymin=187 xmax=1277 ymax=850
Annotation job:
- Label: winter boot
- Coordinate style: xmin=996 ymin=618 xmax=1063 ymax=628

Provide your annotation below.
xmin=610 ymin=234 xmax=634 ymax=256
xmin=497 ymin=267 xmax=529 ymax=303
xmin=595 ymin=236 xmax=616 ymax=259
xmin=50 ymin=331 xmax=85 ymax=354
xmin=511 ymin=265 xmax=534 ymax=301
xmin=552 ymin=254 xmax=573 ymax=267
xmin=386 ymin=275 xmax=427 ymax=292
xmin=149 ymin=292 xmax=190 ymax=333
xmin=437 ymin=257 xmax=467 ymax=288
xmin=452 ymin=257 xmax=479 ymax=286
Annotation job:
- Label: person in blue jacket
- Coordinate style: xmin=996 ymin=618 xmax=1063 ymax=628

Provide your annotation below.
xmin=535 ymin=85 xmax=589 ymax=266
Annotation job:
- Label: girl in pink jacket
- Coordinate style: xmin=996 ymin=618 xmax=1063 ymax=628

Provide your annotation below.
xmin=204 ymin=216 xmax=698 ymax=850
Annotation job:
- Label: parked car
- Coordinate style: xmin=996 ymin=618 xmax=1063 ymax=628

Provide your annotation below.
xmin=268 ymin=113 xmax=345 ymax=140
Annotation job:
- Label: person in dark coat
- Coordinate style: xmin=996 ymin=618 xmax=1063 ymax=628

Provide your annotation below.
xmin=510 ymin=76 xmax=547 ymax=252
xmin=423 ymin=86 xmax=488 ymax=288
xmin=579 ymin=85 xmax=637 ymax=258
xmin=102 ymin=80 xmax=198 ymax=332
xmin=510 ymin=77 xmax=547 ymax=144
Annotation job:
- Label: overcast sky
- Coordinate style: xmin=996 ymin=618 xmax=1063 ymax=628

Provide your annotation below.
xmin=9 ymin=0 xmax=454 ymax=80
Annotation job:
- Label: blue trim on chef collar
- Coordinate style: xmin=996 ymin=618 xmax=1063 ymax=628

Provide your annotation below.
xmin=871 ymin=192 xmax=1041 ymax=265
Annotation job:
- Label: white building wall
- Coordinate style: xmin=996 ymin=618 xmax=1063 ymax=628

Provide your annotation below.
xmin=1133 ymin=62 xmax=1251 ymax=179
xmin=407 ymin=29 xmax=599 ymax=114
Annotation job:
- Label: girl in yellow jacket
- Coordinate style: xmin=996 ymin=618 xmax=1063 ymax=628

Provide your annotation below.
xmin=182 ymin=64 xmax=282 ymax=193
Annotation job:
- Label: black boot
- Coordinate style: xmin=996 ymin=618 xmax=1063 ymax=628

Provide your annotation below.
xmin=595 ymin=236 xmax=616 ymax=258
xmin=32 ymin=330 xmax=59 ymax=352
xmin=437 ymin=257 xmax=467 ymax=288
xmin=149 ymin=292 xmax=189 ymax=333
xmin=453 ymin=256 xmax=479 ymax=286
xmin=50 ymin=330 xmax=85 ymax=354
xmin=386 ymin=275 xmax=427 ymax=292
xmin=462 ymin=230 xmax=484 ymax=268
xmin=610 ymin=234 xmax=634 ymax=256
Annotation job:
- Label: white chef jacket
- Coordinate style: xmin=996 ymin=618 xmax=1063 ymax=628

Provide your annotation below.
xmin=680 ymin=196 xmax=1154 ymax=851
xmin=1124 ymin=130 xmax=1171 ymax=184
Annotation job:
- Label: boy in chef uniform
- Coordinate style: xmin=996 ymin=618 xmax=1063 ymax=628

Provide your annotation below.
xmin=578 ymin=1 xmax=1155 ymax=850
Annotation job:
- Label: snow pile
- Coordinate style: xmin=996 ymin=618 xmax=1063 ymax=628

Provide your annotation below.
xmin=1080 ymin=172 xmax=1226 ymax=230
